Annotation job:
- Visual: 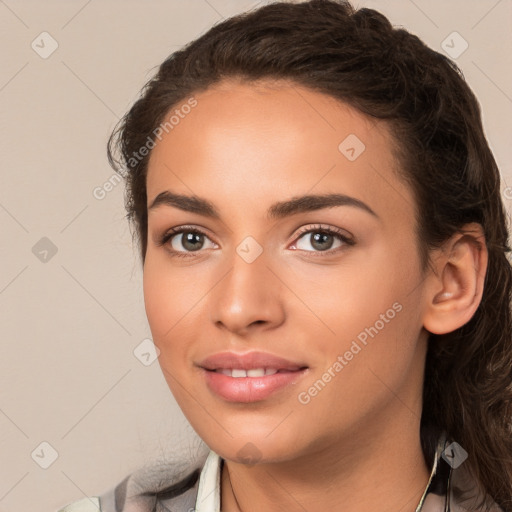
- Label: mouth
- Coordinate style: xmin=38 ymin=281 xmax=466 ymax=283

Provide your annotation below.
xmin=197 ymin=350 xmax=309 ymax=402
xmin=200 ymin=365 xmax=309 ymax=402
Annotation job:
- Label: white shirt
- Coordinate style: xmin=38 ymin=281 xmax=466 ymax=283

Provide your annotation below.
xmin=195 ymin=450 xmax=222 ymax=511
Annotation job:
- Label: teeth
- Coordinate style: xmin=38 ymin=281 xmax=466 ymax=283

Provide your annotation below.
xmin=215 ymin=368 xmax=279 ymax=377
xmin=247 ymin=368 xmax=265 ymax=377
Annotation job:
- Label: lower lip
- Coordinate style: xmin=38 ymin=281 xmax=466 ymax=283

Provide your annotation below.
xmin=202 ymin=368 xmax=308 ymax=402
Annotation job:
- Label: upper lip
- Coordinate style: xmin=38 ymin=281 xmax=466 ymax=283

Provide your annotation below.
xmin=198 ymin=351 xmax=308 ymax=371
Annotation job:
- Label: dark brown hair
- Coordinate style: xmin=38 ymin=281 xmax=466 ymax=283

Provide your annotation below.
xmin=107 ymin=0 xmax=512 ymax=508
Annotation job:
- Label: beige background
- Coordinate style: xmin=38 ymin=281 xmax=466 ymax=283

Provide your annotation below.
xmin=0 ymin=1 xmax=511 ymax=510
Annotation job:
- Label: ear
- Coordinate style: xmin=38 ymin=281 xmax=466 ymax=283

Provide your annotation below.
xmin=422 ymin=223 xmax=488 ymax=335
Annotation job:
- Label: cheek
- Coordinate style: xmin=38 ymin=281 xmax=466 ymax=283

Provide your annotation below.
xmin=142 ymin=265 xmax=168 ymax=339
xmin=296 ymin=238 xmax=420 ymax=342
xmin=142 ymin=253 xmax=213 ymax=385
xmin=143 ymin=255 xmax=186 ymax=357
xmin=143 ymin=264 xmax=190 ymax=396
xmin=297 ymin=239 xmax=424 ymax=392
xmin=143 ymin=252 xmax=198 ymax=337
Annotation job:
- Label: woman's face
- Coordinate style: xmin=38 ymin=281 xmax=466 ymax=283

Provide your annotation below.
xmin=143 ymin=79 xmax=430 ymax=463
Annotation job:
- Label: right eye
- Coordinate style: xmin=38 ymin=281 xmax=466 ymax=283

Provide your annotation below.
xmin=158 ymin=226 xmax=218 ymax=257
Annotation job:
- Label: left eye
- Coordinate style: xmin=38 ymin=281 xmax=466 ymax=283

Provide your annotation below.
xmin=292 ymin=226 xmax=353 ymax=253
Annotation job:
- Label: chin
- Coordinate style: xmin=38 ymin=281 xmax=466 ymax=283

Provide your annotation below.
xmin=208 ymin=431 xmax=303 ymax=465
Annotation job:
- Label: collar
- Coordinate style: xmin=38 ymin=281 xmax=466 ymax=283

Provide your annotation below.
xmin=195 ymin=449 xmax=222 ymax=511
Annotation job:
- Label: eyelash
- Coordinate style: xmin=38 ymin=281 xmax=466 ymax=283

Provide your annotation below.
xmin=157 ymin=224 xmax=355 ymax=259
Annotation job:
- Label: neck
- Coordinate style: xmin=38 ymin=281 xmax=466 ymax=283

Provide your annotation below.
xmin=220 ymin=405 xmax=431 ymax=512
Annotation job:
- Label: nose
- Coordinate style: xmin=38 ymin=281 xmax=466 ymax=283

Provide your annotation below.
xmin=209 ymin=248 xmax=285 ymax=336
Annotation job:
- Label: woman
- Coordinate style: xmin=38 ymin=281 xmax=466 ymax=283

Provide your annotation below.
xmin=59 ymin=0 xmax=512 ymax=510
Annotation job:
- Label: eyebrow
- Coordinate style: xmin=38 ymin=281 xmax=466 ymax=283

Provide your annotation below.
xmin=148 ymin=191 xmax=378 ymax=219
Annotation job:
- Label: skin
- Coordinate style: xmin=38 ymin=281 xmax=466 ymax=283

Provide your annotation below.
xmin=143 ymin=78 xmax=488 ymax=511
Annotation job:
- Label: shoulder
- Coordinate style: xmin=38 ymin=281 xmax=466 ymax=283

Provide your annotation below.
xmin=57 ymin=444 xmax=211 ymax=512
xmin=434 ymin=433 xmax=505 ymax=512
xmin=449 ymin=459 xmax=506 ymax=512
xmin=57 ymin=497 xmax=101 ymax=512
xmin=56 ymin=467 xmax=201 ymax=512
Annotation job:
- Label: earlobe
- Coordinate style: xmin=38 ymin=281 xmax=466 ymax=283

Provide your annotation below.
xmin=422 ymin=223 xmax=488 ymax=335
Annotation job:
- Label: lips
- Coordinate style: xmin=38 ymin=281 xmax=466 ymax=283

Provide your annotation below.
xmin=198 ymin=351 xmax=308 ymax=372
xmin=198 ymin=351 xmax=309 ymax=402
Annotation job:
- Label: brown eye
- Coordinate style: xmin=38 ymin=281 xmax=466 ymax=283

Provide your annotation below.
xmin=158 ymin=226 xmax=218 ymax=257
xmin=292 ymin=225 xmax=354 ymax=255
xmin=173 ymin=231 xmax=206 ymax=252
xmin=308 ymin=232 xmax=335 ymax=251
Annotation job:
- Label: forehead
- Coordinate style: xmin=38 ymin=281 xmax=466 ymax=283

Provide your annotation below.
xmin=145 ymin=79 xmax=414 ymax=224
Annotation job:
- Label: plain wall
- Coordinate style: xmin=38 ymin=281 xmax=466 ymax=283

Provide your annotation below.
xmin=0 ymin=1 xmax=510 ymax=510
